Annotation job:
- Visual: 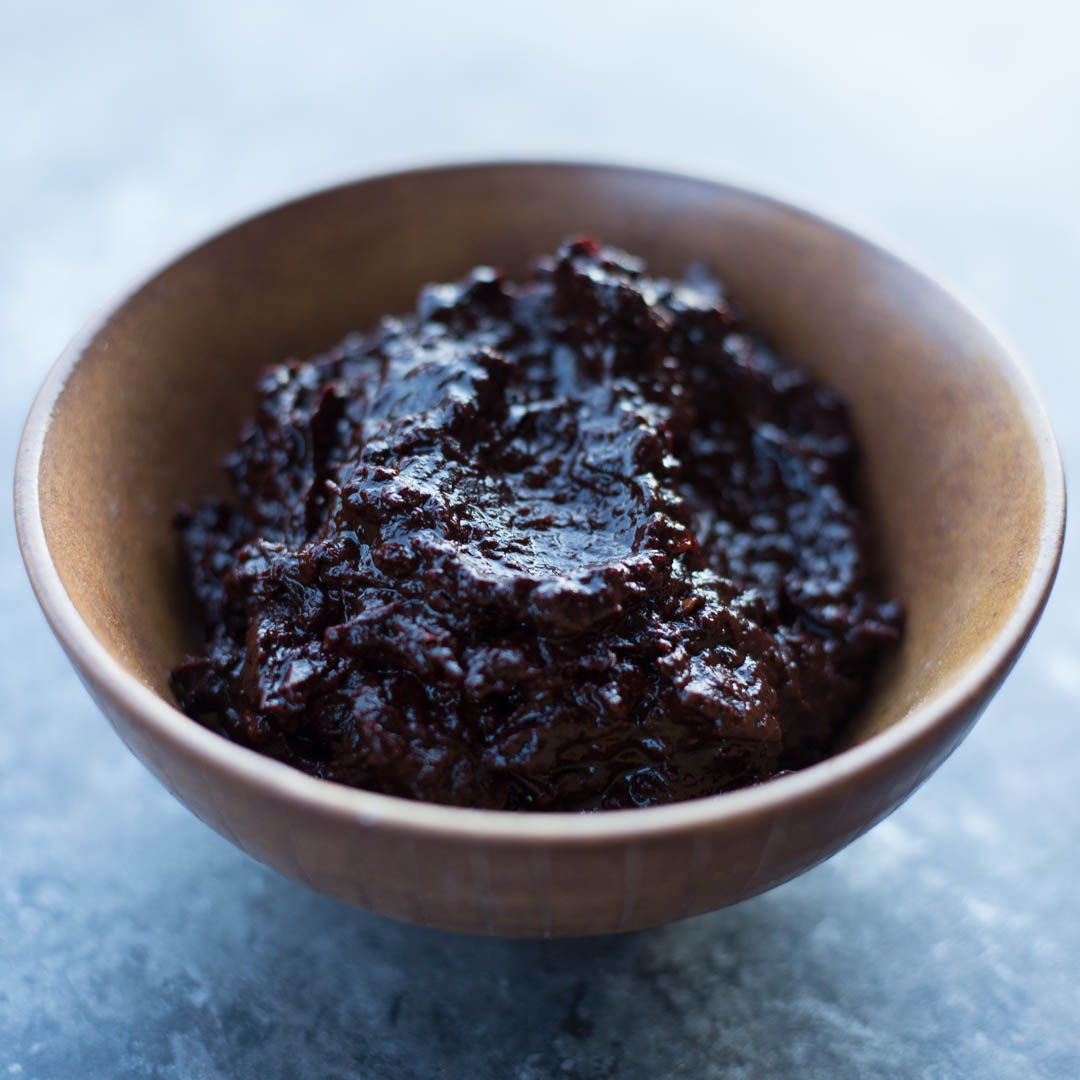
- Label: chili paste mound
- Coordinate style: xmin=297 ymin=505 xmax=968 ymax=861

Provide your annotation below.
xmin=170 ymin=239 xmax=901 ymax=811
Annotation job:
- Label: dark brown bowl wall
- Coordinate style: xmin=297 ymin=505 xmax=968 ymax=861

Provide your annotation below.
xmin=19 ymin=164 xmax=1064 ymax=936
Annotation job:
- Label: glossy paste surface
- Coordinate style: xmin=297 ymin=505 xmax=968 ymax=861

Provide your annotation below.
xmin=171 ymin=240 xmax=900 ymax=809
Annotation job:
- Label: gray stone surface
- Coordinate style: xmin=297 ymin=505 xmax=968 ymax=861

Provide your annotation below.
xmin=2 ymin=3 xmax=1078 ymax=1077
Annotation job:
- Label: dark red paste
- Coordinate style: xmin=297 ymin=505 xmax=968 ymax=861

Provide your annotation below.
xmin=170 ymin=239 xmax=901 ymax=810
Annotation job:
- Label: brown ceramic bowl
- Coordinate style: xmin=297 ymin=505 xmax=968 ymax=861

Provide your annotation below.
xmin=15 ymin=162 xmax=1064 ymax=937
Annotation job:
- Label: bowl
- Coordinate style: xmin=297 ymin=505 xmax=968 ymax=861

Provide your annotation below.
xmin=15 ymin=162 xmax=1065 ymax=937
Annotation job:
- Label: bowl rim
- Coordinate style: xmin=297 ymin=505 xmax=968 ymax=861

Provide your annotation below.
xmin=14 ymin=159 xmax=1066 ymax=844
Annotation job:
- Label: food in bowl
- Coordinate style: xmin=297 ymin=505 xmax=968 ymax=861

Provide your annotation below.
xmin=18 ymin=161 xmax=1061 ymax=935
xmin=170 ymin=237 xmax=901 ymax=811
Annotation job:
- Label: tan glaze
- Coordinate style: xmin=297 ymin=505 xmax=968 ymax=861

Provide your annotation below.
xmin=16 ymin=163 xmax=1065 ymax=937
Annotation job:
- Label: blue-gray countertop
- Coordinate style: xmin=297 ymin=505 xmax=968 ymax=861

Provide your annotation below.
xmin=3 ymin=3 xmax=1078 ymax=1077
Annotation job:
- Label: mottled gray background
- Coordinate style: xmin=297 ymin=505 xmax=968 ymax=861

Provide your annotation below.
xmin=2 ymin=2 xmax=1078 ymax=1078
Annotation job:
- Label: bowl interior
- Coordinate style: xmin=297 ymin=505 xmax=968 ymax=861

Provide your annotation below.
xmin=34 ymin=163 xmax=1053 ymax=756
